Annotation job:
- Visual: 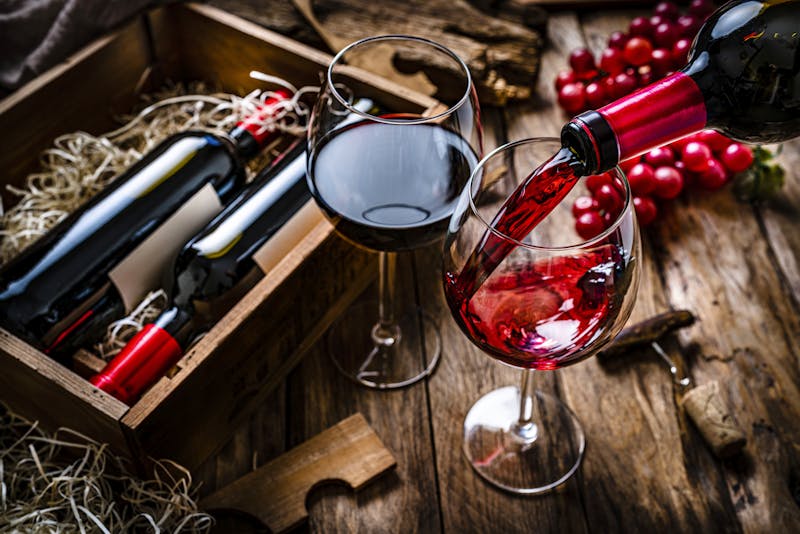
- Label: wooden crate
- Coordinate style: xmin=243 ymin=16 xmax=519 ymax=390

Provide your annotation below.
xmin=0 ymin=3 xmax=436 ymax=470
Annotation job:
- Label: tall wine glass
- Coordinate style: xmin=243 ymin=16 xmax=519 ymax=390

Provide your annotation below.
xmin=443 ymin=138 xmax=641 ymax=493
xmin=307 ymin=35 xmax=482 ymax=389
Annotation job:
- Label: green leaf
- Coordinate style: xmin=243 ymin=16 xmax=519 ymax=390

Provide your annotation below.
xmin=733 ymin=145 xmax=785 ymax=203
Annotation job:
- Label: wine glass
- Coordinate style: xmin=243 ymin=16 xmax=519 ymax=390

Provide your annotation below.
xmin=442 ymin=138 xmax=641 ymax=494
xmin=307 ymin=35 xmax=482 ymax=389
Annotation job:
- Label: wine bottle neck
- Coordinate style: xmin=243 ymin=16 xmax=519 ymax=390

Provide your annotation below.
xmin=228 ymin=89 xmax=292 ymax=160
xmin=563 ymin=72 xmax=707 ymax=174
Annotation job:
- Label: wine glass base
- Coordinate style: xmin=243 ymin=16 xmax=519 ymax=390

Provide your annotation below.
xmin=327 ymin=302 xmax=441 ymax=389
xmin=463 ymin=386 xmax=585 ymax=495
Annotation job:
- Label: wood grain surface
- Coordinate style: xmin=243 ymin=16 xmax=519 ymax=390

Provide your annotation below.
xmin=210 ymin=0 xmax=544 ymax=105
xmin=197 ymin=5 xmax=800 ymax=533
xmin=201 ymin=413 xmax=396 ymax=533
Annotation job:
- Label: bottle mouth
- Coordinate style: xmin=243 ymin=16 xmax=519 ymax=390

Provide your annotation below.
xmin=464 ymin=137 xmax=633 ymax=252
xmin=561 ymin=111 xmax=620 ymax=175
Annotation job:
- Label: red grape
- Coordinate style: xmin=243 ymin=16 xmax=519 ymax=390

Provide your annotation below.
xmin=689 ymin=0 xmax=715 ymax=17
xmin=697 ymin=158 xmax=729 ymax=190
xmin=650 ymin=48 xmax=673 ymax=77
xmin=637 ymin=66 xmax=655 ymax=87
xmin=644 ymin=146 xmax=675 ymax=167
xmin=624 ymin=37 xmax=654 ymax=67
xmin=619 ymin=158 xmax=640 ymax=174
xmin=600 ymin=48 xmax=626 ymax=75
xmin=628 ymin=162 xmax=657 ymax=195
xmin=633 ymin=196 xmax=658 ymax=225
xmin=653 ymin=22 xmax=677 ymax=49
xmin=682 ymin=141 xmax=713 ymax=172
xmin=649 ymin=15 xmax=667 ymax=30
xmin=608 ymin=31 xmax=628 ymax=50
xmin=575 ymin=211 xmax=606 ymax=240
xmin=676 ymin=14 xmax=701 ymax=38
xmin=673 ymin=160 xmax=691 ymax=183
xmin=695 ymin=129 xmax=729 ymax=153
xmin=558 ymin=83 xmax=586 ymax=114
xmin=572 ymin=196 xmax=599 ymax=217
xmin=585 ymin=82 xmax=607 ymax=108
xmin=595 ymin=183 xmax=623 ymax=213
xmin=654 ymin=2 xmax=679 ymax=21
xmin=629 ymin=16 xmax=653 ymax=38
xmin=672 ymin=38 xmax=692 ymax=67
xmin=721 ymin=143 xmax=754 ymax=173
xmin=601 ymin=75 xmax=618 ymax=99
xmin=653 ymin=166 xmax=684 ymax=199
xmin=586 ymin=172 xmax=612 ymax=193
xmin=613 ymin=72 xmax=637 ymax=96
xmin=570 ymin=48 xmax=596 ymax=74
xmin=555 ymin=70 xmax=577 ymax=91
xmin=670 ymin=136 xmax=692 ymax=153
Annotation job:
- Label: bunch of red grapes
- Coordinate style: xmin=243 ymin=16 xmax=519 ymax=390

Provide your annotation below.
xmin=555 ymin=0 xmax=757 ymax=236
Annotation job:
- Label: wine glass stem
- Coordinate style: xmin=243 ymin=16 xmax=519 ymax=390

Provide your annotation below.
xmin=372 ymin=251 xmax=400 ymax=346
xmin=512 ymin=368 xmax=539 ymax=443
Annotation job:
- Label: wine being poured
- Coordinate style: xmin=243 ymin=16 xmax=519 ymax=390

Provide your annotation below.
xmin=455 ymin=0 xmax=800 ymax=300
xmin=450 ymin=146 xmax=583 ymax=299
xmin=441 ymin=137 xmax=640 ymax=495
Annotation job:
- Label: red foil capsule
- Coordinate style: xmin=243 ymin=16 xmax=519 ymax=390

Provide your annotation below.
xmin=598 ymin=72 xmax=706 ymax=162
xmin=90 ymin=324 xmax=182 ymax=404
xmin=236 ymin=89 xmax=292 ymax=145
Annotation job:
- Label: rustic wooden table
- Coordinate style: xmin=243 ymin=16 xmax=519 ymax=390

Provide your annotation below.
xmin=197 ymin=7 xmax=800 ymax=533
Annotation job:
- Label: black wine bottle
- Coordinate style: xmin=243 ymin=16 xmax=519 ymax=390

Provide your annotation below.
xmin=561 ymin=0 xmax=800 ymax=174
xmin=0 ymin=90 xmax=291 ymax=360
xmin=91 ymin=99 xmax=376 ymax=403
xmin=89 ymin=140 xmax=312 ymax=403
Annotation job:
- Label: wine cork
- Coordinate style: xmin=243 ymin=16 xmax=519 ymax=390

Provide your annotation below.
xmin=680 ymin=380 xmax=746 ymax=458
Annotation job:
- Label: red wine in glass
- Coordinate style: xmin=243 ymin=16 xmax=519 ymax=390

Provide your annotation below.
xmin=445 ymin=243 xmax=627 ymax=370
xmin=308 ymin=119 xmax=479 ymax=251
xmin=441 ymin=137 xmax=640 ymax=495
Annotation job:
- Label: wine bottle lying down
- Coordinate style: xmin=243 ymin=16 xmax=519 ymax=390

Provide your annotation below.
xmin=0 ymin=90 xmax=292 ymax=361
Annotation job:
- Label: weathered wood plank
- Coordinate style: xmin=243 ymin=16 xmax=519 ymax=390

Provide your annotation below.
xmin=655 ymin=171 xmax=800 ymax=532
xmin=286 ymin=250 xmax=442 ymax=533
xmin=205 ymin=0 xmax=327 ymax=50
xmin=195 ymin=383 xmax=287 ymax=499
xmin=295 ymin=0 xmax=544 ymax=105
xmin=756 ymin=138 xmax=800 ymax=306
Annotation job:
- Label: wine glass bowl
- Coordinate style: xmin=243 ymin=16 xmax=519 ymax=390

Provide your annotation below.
xmin=307 ymin=35 xmax=482 ymax=389
xmin=443 ymin=137 xmax=641 ymax=493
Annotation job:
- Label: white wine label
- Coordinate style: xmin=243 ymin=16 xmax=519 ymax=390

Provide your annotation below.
xmin=251 ymin=200 xmax=326 ymax=275
xmin=109 ymin=184 xmax=223 ymax=312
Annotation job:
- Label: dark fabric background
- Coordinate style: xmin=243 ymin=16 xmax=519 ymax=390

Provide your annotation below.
xmin=0 ymin=0 xmax=164 ymax=93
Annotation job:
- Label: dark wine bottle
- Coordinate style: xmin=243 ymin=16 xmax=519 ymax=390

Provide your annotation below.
xmin=89 ymin=141 xmax=311 ymax=403
xmin=561 ymin=0 xmax=800 ymax=174
xmin=90 ymin=99 xmax=376 ymax=403
xmin=0 ymin=90 xmax=291 ymax=361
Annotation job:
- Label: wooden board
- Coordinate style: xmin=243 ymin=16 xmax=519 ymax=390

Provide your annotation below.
xmin=285 ymin=251 xmax=443 ymax=532
xmin=252 ymin=0 xmax=544 ymax=105
xmin=201 ymin=413 xmax=396 ymax=533
xmin=0 ymin=329 xmax=131 ymax=455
